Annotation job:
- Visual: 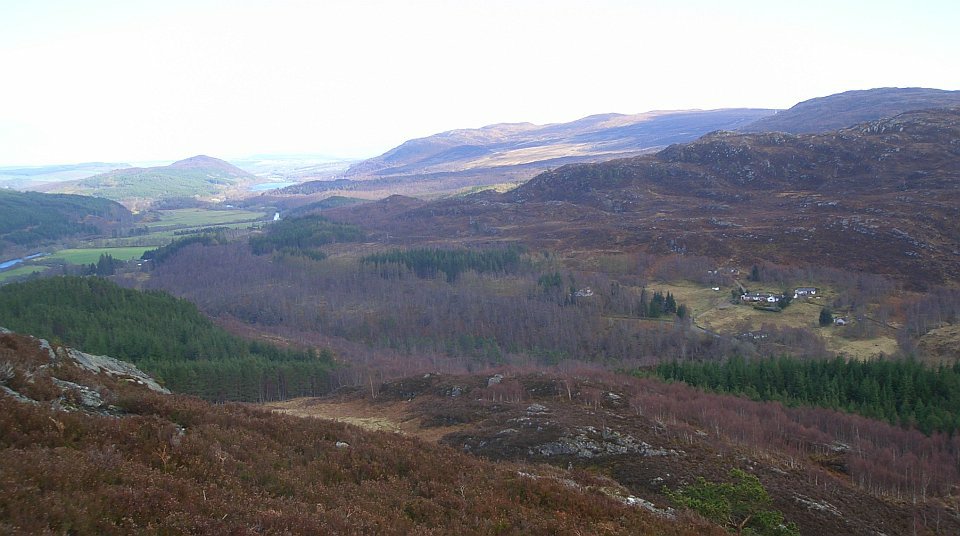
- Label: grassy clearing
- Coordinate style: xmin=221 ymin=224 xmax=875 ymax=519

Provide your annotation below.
xmin=0 ymin=265 xmax=46 ymax=283
xmin=696 ymin=295 xmax=824 ymax=332
xmin=654 ymin=280 xmax=898 ymax=360
xmin=44 ymin=247 xmax=154 ymax=265
xmin=142 ymin=208 xmax=268 ymax=229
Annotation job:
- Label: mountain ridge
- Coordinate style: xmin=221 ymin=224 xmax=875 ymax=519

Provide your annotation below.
xmin=741 ymin=87 xmax=960 ymax=134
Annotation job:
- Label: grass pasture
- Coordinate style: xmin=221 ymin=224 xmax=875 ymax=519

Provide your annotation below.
xmin=45 ymin=247 xmax=154 ymax=265
xmin=141 ymin=208 xmax=268 ymax=230
xmin=654 ymin=280 xmax=898 ymax=360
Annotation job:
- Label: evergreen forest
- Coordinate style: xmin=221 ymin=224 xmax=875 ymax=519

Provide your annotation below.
xmin=0 ymin=189 xmax=129 ymax=250
xmin=0 ymin=276 xmax=333 ymax=401
xmin=361 ymin=247 xmax=523 ymax=282
xmin=653 ymin=355 xmax=960 ymax=435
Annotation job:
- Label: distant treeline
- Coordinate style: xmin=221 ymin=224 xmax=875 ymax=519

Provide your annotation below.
xmin=652 ymin=356 xmax=960 ymax=435
xmin=0 ymin=276 xmax=332 ymax=401
xmin=173 ymin=225 xmax=232 ymax=236
xmin=362 ymin=247 xmax=522 ymax=283
xmin=249 ymin=215 xmax=365 ymax=255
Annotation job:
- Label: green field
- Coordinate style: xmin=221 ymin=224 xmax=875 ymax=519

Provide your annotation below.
xmin=0 ymin=265 xmax=47 ymax=283
xmin=45 ymin=247 xmax=154 ymax=265
xmin=143 ymin=208 xmax=268 ymax=230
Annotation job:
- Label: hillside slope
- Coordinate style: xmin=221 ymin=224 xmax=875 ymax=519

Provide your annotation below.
xmin=328 ymin=107 xmax=960 ymax=287
xmin=272 ymin=371 xmax=960 ymax=536
xmin=0 ymin=189 xmax=131 ymax=254
xmin=742 ymin=87 xmax=960 ymax=134
xmin=47 ymin=155 xmax=255 ymax=208
xmin=0 ymin=277 xmax=333 ymax=401
xmin=0 ymin=329 xmax=719 ymax=535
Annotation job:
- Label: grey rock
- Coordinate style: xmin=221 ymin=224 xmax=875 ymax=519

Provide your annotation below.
xmin=526 ymin=403 xmax=548 ymax=414
xmin=52 ymin=378 xmax=104 ymax=408
xmin=66 ymin=348 xmax=170 ymax=394
xmin=532 ymin=427 xmax=681 ymax=459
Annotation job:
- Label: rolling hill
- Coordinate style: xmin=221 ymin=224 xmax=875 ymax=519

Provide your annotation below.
xmin=0 ymin=189 xmax=131 ymax=254
xmin=327 ymin=107 xmax=960 ymax=288
xmin=46 ymin=155 xmax=255 ymax=208
xmin=741 ymin=87 xmax=960 ymax=134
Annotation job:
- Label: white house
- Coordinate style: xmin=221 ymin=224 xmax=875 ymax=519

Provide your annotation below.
xmin=793 ymin=287 xmax=818 ymax=299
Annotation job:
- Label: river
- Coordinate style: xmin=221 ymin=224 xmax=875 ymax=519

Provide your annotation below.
xmin=0 ymin=252 xmax=46 ymax=271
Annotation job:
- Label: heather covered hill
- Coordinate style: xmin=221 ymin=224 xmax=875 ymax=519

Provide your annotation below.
xmin=347 ymin=109 xmax=775 ymax=178
xmin=272 ymin=370 xmax=960 ymax=536
xmin=327 ymin=107 xmax=960 ymax=287
xmin=741 ymin=87 xmax=960 ymax=134
xmin=0 ymin=330 xmax=721 ymax=535
xmin=47 ymin=155 xmax=255 ymax=207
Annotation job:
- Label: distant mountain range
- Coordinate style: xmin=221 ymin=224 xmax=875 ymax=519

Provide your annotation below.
xmin=280 ymin=87 xmax=960 ymax=200
xmin=327 ymin=105 xmax=960 ymax=288
xmin=277 ymin=109 xmax=777 ymax=199
xmin=345 ymin=108 xmax=776 ymax=178
xmin=43 ymin=155 xmax=255 ymax=208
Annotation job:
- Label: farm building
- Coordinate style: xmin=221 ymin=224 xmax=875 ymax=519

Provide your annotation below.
xmin=794 ymin=287 xmax=819 ymax=298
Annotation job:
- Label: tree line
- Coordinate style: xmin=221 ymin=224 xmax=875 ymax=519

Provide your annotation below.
xmin=652 ymin=355 xmax=960 ymax=435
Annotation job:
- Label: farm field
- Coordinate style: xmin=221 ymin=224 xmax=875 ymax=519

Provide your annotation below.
xmin=680 ymin=283 xmax=897 ymax=360
xmin=140 ymin=208 xmax=268 ymax=230
xmin=44 ymin=247 xmax=154 ymax=265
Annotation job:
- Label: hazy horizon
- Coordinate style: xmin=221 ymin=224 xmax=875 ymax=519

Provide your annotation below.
xmin=2 ymin=0 xmax=958 ymax=167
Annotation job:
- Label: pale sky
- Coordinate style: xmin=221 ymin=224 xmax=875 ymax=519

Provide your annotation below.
xmin=0 ymin=0 xmax=957 ymax=166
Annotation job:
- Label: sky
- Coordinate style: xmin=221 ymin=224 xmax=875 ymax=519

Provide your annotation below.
xmin=0 ymin=0 xmax=958 ymax=166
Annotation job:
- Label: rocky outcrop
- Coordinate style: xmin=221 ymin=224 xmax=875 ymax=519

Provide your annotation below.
xmin=0 ymin=328 xmax=169 ymax=415
xmin=531 ymin=426 xmax=681 ymax=459
xmin=64 ymin=347 xmax=169 ymax=394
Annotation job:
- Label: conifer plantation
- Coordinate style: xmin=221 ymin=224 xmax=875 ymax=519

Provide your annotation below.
xmin=0 ymin=277 xmax=333 ymax=401
xmin=653 ymin=356 xmax=960 ymax=435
